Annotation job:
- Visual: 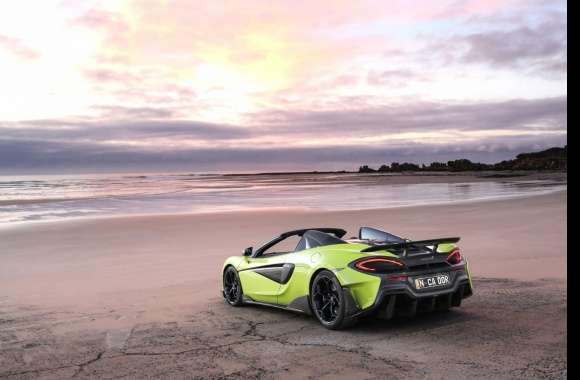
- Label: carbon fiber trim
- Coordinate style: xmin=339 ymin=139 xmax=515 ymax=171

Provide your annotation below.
xmin=242 ymin=263 xmax=295 ymax=284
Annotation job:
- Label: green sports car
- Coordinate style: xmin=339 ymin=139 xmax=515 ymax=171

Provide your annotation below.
xmin=222 ymin=227 xmax=473 ymax=329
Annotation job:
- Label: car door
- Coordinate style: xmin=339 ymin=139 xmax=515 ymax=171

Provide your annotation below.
xmin=275 ymin=247 xmax=313 ymax=308
xmin=237 ymin=235 xmax=301 ymax=304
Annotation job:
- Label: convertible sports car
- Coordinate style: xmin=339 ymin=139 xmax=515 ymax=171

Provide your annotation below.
xmin=222 ymin=227 xmax=473 ymax=329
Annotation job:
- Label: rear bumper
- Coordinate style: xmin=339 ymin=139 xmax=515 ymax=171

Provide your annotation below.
xmin=343 ymin=270 xmax=473 ymax=319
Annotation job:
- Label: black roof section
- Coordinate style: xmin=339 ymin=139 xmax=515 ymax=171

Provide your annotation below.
xmin=253 ymin=228 xmax=347 ymax=257
xmin=279 ymin=228 xmax=347 ymax=239
xmin=294 ymin=230 xmax=347 ymax=251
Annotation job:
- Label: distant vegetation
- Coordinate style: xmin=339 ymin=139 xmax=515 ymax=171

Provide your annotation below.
xmin=359 ymin=146 xmax=567 ymax=173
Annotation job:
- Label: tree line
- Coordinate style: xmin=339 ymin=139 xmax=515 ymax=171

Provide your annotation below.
xmin=359 ymin=146 xmax=567 ymax=173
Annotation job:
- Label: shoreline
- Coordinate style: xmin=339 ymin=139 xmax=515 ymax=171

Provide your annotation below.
xmin=0 ymin=187 xmax=567 ymax=230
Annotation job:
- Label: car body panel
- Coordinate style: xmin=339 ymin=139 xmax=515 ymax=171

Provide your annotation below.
xmin=235 ymin=256 xmax=283 ymax=303
xmin=276 ymin=254 xmax=312 ymax=306
xmin=436 ymin=243 xmax=456 ymax=253
xmin=334 ymin=267 xmax=382 ymax=310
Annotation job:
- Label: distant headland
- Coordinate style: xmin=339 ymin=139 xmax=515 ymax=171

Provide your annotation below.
xmin=358 ymin=146 xmax=567 ymax=173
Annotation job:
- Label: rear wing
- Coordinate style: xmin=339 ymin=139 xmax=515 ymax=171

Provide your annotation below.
xmin=361 ymin=237 xmax=460 ymax=257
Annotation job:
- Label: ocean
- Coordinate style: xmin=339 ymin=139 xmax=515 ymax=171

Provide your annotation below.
xmin=0 ymin=172 xmax=567 ymax=225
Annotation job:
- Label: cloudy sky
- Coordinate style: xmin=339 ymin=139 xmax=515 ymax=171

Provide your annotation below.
xmin=0 ymin=0 xmax=567 ymax=173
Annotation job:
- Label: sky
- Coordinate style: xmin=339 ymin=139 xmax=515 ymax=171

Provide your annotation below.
xmin=0 ymin=0 xmax=567 ymax=173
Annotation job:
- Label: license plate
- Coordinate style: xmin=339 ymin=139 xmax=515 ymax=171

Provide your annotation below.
xmin=414 ymin=273 xmax=450 ymax=289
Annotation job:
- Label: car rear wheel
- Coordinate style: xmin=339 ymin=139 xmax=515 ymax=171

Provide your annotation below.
xmin=223 ymin=267 xmax=243 ymax=306
xmin=310 ymin=270 xmax=355 ymax=330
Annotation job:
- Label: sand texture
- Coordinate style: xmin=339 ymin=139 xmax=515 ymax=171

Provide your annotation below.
xmin=0 ymin=191 xmax=567 ymax=379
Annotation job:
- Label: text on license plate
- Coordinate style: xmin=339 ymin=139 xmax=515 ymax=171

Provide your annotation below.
xmin=414 ymin=273 xmax=450 ymax=289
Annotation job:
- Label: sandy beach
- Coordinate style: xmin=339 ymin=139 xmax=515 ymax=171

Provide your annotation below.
xmin=0 ymin=190 xmax=567 ymax=379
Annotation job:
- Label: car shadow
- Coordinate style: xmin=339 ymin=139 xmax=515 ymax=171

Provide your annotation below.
xmin=223 ymin=300 xmax=478 ymax=334
xmin=354 ymin=308 xmax=477 ymax=333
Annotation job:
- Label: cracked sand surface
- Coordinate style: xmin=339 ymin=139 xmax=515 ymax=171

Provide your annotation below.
xmin=0 ymin=278 xmax=567 ymax=379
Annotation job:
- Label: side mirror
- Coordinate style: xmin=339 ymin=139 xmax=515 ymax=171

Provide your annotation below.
xmin=243 ymin=247 xmax=253 ymax=256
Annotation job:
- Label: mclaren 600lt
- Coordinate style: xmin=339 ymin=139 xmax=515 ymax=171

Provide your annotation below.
xmin=222 ymin=227 xmax=473 ymax=329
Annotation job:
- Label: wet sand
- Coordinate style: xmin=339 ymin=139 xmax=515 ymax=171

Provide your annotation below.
xmin=0 ymin=190 xmax=567 ymax=379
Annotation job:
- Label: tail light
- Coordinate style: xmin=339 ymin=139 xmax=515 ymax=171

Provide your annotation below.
xmin=353 ymin=257 xmax=406 ymax=273
xmin=447 ymin=248 xmax=462 ymax=265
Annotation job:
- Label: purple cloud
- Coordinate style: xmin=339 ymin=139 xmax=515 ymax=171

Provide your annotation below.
xmin=366 ymin=69 xmax=431 ymax=87
xmin=460 ymin=22 xmax=566 ymax=72
xmin=0 ymin=96 xmax=567 ymax=172
xmin=433 ymin=11 xmax=567 ymax=77
xmin=253 ymin=96 xmax=567 ymax=136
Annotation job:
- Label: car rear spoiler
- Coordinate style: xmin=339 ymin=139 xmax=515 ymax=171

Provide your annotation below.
xmin=361 ymin=237 xmax=460 ymax=256
xmin=279 ymin=228 xmax=347 ymax=239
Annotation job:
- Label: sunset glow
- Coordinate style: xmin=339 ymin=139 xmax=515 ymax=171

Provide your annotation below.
xmin=0 ymin=0 xmax=567 ymax=172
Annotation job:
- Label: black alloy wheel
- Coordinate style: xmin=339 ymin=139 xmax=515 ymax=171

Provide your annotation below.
xmin=311 ymin=270 xmax=351 ymax=329
xmin=223 ymin=267 xmax=243 ymax=306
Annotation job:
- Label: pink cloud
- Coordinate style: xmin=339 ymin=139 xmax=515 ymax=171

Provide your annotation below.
xmin=75 ymin=0 xmax=523 ymax=78
xmin=72 ymin=8 xmax=129 ymax=34
xmin=0 ymin=34 xmax=40 ymax=60
xmin=436 ymin=0 xmax=515 ymax=19
xmin=44 ymin=0 xmax=564 ymax=125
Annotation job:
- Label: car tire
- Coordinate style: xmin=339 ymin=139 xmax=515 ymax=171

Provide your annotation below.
xmin=223 ymin=266 xmax=243 ymax=306
xmin=310 ymin=270 xmax=356 ymax=330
